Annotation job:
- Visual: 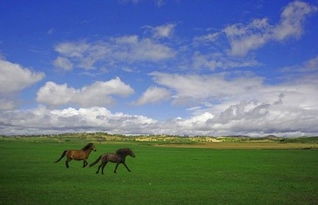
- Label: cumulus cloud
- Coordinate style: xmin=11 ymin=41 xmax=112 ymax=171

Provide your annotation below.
xmin=53 ymin=56 xmax=73 ymax=70
xmin=144 ymin=71 xmax=318 ymax=136
xmin=193 ymin=32 xmax=221 ymax=45
xmin=150 ymin=72 xmax=318 ymax=108
xmin=54 ymin=35 xmax=175 ymax=70
xmin=120 ymin=0 xmax=165 ymax=7
xmin=0 ymin=106 xmax=156 ymax=135
xmin=191 ymin=52 xmax=259 ymax=70
xmin=2 ymin=97 xmax=317 ymax=136
xmin=150 ymin=72 xmax=264 ymax=104
xmin=171 ymin=99 xmax=318 ymax=137
xmin=224 ymin=1 xmax=317 ymax=56
xmin=0 ymin=59 xmax=44 ymax=110
xmin=282 ymin=55 xmax=318 ymax=73
xmin=304 ymin=55 xmax=318 ymax=71
xmin=195 ymin=1 xmax=317 ymax=57
xmin=0 ymin=98 xmax=17 ymax=111
xmin=273 ymin=1 xmax=317 ymax=40
xmin=0 ymin=59 xmax=45 ymax=94
xmin=113 ymin=35 xmax=175 ymax=61
xmin=223 ymin=18 xmax=272 ymax=56
xmin=146 ymin=23 xmax=176 ymax=39
xmin=36 ymin=77 xmax=134 ymax=107
xmin=2 ymin=70 xmax=318 ymax=136
xmin=135 ymin=86 xmax=171 ymax=105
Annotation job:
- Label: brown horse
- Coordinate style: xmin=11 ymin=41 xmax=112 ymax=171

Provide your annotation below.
xmin=55 ymin=143 xmax=96 ymax=168
xmin=89 ymin=148 xmax=135 ymax=174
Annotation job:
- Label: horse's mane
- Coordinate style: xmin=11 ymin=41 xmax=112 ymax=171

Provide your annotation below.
xmin=81 ymin=143 xmax=94 ymax=151
xmin=116 ymin=148 xmax=132 ymax=156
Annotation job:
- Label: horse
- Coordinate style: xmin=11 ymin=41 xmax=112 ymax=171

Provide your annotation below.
xmin=89 ymin=148 xmax=135 ymax=174
xmin=54 ymin=143 xmax=96 ymax=168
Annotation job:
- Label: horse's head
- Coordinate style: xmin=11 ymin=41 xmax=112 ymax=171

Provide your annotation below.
xmin=128 ymin=149 xmax=136 ymax=158
xmin=91 ymin=144 xmax=97 ymax=152
xmin=82 ymin=143 xmax=96 ymax=152
xmin=116 ymin=148 xmax=135 ymax=158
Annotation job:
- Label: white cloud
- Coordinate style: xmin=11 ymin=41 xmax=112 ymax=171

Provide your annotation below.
xmin=0 ymin=59 xmax=44 ymax=110
xmin=192 ymin=52 xmax=259 ymax=70
xmin=282 ymin=55 xmax=318 ymax=73
xmin=304 ymin=55 xmax=318 ymax=71
xmin=273 ymin=0 xmax=317 ymax=40
xmin=53 ymin=56 xmax=73 ymax=70
xmin=171 ymin=99 xmax=318 ymax=137
xmin=0 ymin=98 xmax=17 ymax=111
xmin=112 ymin=35 xmax=175 ymax=61
xmin=36 ymin=82 xmax=76 ymax=106
xmin=145 ymin=71 xmax=318 ymax=136
xmin=155 ymin=0 xmax=165 ymax=7
xmin=196 ymin=1 xmax=317 ymax=57
xmin=55 ymin=41 xmax=90 ymax=58
xmin=193 ymin=32 xmax=220 ymax=45
xmin=0 ymin=106 xmax=156 ymax=135
xmin=135 ymin=86 xmax=171 ymax=105
xmin=176 ymin=112 xmax=215 ymax=129
xmin=36 ymin=77 xmax=134 ymax=107
xmin=0 ymin=59 xmax=44 ymax=94
xmin=150 ymin=72 xmax=318 ymax=109
xmin=224 ymin=18 xmax=272 ymax=56
xmin=120 ymin=0 xmax=165 ymax=7
xmin=54 ymin=35 xmax=175 ymax=71
xmin=2 ymin=73 xmax=318 ymax=137
xmin=150 ymin=72 xmax=264 ymax=104
xmin=147 ymin=23 xmax=176 ymax=39
xmin=1 ymin=99 xmax=318 ymax=136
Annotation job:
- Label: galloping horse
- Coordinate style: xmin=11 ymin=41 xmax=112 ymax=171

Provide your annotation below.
xmin=55 ymin=143 xmax=96 ymax=168
xmin=89 ymin=148 xmax=135 ymax=174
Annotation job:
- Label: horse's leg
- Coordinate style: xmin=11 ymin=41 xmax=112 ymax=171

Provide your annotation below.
xmin=65 ymin=158 xmax=71 ymax=168
xmin=114 ymin=163 xmax=120 ymax=173
xmin=82 ymin=160 xmax=88 ymax=168
xmin=96 ymin=160 xmax=107 ymax=174
xmin=96 ymin=162 xmax=102 ymax=174
xmin=123 ymin=162 xmax=131 ymax=172
xmin=101 ymin=161 xmax=108 ymax=175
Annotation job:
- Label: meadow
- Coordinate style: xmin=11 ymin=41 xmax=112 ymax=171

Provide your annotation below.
xmin=0 ymin=136 xmax=317 ymax=205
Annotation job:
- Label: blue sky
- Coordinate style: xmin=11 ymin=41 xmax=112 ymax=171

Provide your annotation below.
xmin=1 ymin=0 xmax=318 ymax=136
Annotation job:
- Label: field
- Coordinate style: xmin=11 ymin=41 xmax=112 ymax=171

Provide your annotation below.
xmin=0 ymin=137 xmax=318 ymax=205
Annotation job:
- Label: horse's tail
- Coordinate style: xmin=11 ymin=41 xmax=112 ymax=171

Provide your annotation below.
xmin=89 ymin=155 xmax=102 ymax=167
xmin=54 ymin=150 xmax=67 ymax=163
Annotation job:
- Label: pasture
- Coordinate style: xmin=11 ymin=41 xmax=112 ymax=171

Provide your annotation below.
xmin=0 ymin=139 xmax=317 ymax=205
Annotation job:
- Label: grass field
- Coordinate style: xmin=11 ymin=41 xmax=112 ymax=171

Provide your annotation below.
xmin=0 ymin=140 xmax=318 ymax=205
xmin=156 ymin=142 xmax=318 ymax=149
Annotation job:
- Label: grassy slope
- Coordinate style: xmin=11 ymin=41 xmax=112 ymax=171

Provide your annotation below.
xmin=0 ymin=140 xmax=317 ymax=205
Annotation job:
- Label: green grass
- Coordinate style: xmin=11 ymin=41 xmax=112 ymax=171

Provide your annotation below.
xmin=0 ymin=140 xmax=317 ymax=205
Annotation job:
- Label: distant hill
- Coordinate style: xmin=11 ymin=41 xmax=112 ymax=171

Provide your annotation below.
xmin=1 ymin=132 xmax=318 ymax=144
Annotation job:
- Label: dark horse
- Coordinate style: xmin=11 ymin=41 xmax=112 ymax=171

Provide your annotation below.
xmin=89 ymin=148 xmax=135 ymax=174
xmin=55 ymin=143 xmax=96 ymax=168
